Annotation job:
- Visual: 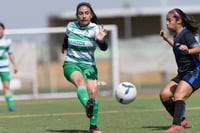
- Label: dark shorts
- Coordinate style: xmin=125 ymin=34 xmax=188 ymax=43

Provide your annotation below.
xmin=172 ymin=68 xmax=200 ymax=91
xmin=63 ymin=61 xmax=98 ymax=81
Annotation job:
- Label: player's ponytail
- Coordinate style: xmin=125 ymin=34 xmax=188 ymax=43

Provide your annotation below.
xmin=0 ymin=22 xmax=5 ymax=29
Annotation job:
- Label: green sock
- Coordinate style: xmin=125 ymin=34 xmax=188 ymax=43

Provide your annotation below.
xmin=90 ymin=98 xmax=99 ymax=125
xmin=5 ymin=92 xmax=14 ymax=107
xmin=77 ymin=86 xmax=89 ymax=107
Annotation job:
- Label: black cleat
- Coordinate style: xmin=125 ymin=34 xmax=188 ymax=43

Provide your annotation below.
xmin=86 ymin=98 xmax=95 ymax=118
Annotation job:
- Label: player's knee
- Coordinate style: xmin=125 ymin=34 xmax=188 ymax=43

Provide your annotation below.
xmin=87 ymin=88 xmax=98 ymax=98
xmin=159 ymin=90 xmax=172 ymax=101
xmin=73 ymin=78 xmax=86 ymax=87
xmin=173 ymin=93 xmax=187 ymax=101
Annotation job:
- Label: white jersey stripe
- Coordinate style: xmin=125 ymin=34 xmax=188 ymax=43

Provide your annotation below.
xmin=0 ymin=35 xmax=12 ymax=72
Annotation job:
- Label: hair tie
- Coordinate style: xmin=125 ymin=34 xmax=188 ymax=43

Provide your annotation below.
xmin=171 ymin=9 xmax=181 ymax=18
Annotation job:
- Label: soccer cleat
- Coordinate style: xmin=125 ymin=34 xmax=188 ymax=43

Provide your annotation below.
xmin=89 ymin=128 xmax=102 ymax=133
xmin=86 ymin=98 xmax=95 ymax=118
xmin=8 ymin=106 xmax=17 ymax=112
xmin=181 ymin=118 xmax=188 ymax=127
xmin=165 ymin=124 xmax=184 ymax=132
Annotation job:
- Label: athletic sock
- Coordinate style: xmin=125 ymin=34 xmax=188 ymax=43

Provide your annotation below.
xmin=162 ymin=98 xmax=174 ymax=117
xmin=90 ymin=125 xmax=97 ymax=129
xmin=5 ymin=92 xmax=14 ymax=107
xmin=77 ymin=86 xmax=89 ymax=107
xmin=173 ymin=100 xmax=185 ymax=125
xmin=90 ymin=98 xmax=99 ymax=125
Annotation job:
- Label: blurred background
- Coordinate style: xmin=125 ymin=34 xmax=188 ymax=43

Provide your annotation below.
xmin=0 ymin=0 xmax=200 ymax=100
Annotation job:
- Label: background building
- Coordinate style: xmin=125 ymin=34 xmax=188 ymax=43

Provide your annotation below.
xmin=49 ymin=5 xmax=200 ymax=38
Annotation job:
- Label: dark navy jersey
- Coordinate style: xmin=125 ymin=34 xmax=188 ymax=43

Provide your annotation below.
xmin=173 ymin=27 xmax=200 ymax=74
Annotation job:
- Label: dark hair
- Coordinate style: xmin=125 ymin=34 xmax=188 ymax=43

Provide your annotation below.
xmin=76 ymin=2 xmax=98 ymax=24
xmin=169 ymin=8 xmax=199 ymax=34
xmin=0 ymin=22 xmax=5 ymax=29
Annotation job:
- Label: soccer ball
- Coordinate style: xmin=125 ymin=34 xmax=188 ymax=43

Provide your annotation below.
xmin=114 ymin=82 xmax=137 ymax=104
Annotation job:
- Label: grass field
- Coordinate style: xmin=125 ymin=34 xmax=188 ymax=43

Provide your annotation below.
xmin=0 ymin=93 xmax=200 ymax=133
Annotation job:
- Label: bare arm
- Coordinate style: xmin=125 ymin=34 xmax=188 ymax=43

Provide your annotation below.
xmin=8 ymin=53 xmax=18 ymax=74
xmin=179 ymin=44 xmax=200 ymax=54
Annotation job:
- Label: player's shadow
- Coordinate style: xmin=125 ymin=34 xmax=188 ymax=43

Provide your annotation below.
xmin=142 ymin=125 xmax=191 ymax=131
xmin=142 ymin=125 xmax=169 ymax=131
xmin=46 ymin=129 xmax=88 ymax=133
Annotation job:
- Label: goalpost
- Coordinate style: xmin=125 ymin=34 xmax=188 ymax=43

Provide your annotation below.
xmin=0 ymin=25 xmax=119 ymax=101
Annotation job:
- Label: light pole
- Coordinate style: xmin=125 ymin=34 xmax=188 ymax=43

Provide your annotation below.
xmin=161 ymin=0 xmax=168 ymax=30
xmin=122 ymin=0 xmax=132 ymax=38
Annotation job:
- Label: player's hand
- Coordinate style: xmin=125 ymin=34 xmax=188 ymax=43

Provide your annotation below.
xmin=95 ymin=25 xmax=107 ymax=43
xmin=160 ymin=29 xmax=168 ymax=41
xmin=179 ymin=44 xmax=190 ymax=54
xmin=13 ymin=66 xmax=18 ymax=74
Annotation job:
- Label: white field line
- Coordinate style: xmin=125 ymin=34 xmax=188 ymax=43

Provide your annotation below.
xmin=0 ymin=106 xmax=200 ymax=119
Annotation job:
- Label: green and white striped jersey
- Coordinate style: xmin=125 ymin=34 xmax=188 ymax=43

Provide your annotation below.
xmin=0 ymin=35 xmax=13 ymax=72
xmin=65 ymin=21 xmax=99 ymax=66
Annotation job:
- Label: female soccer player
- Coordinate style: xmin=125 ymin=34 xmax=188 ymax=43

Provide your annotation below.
xmin=0 ymin=22 xmax=18 ymax=112
xmin=160 ymin=8 xmax=200 ymax=132
xmin=62 ymin=2 xmax=108 ymax=133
